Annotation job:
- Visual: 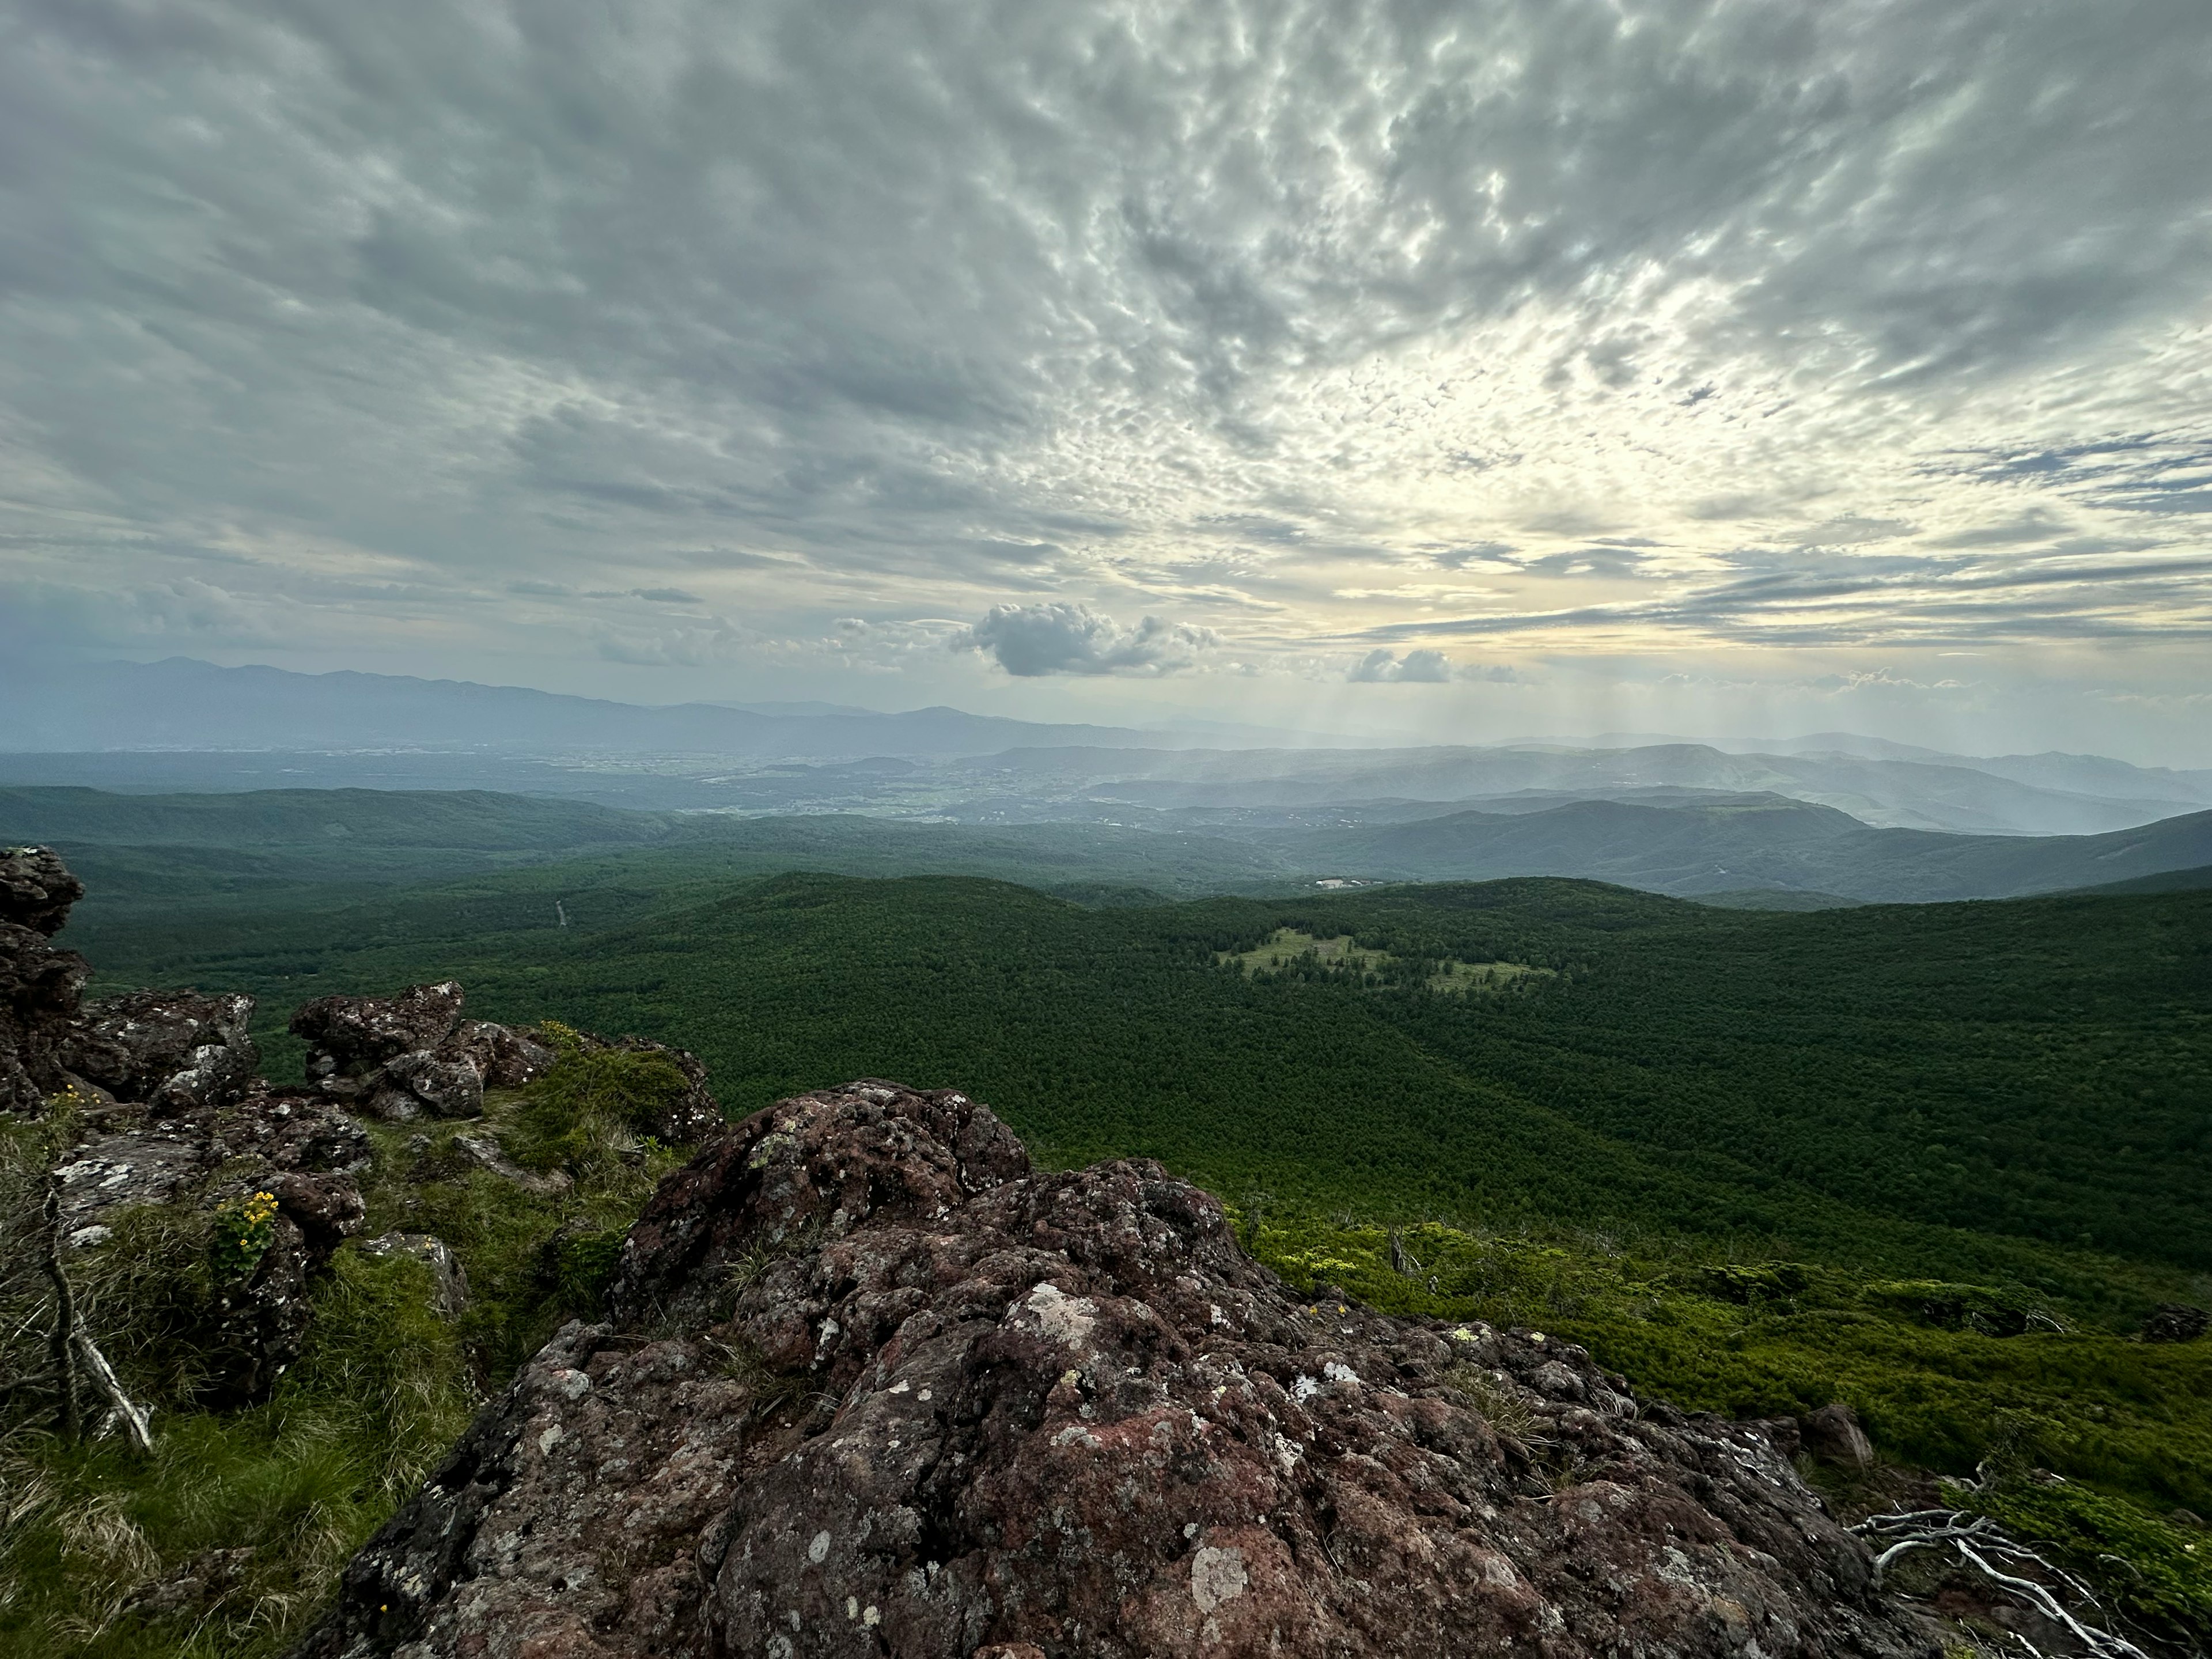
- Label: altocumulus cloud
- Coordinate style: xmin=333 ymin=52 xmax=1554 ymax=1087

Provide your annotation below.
xmin=0 ymin=0 xmax=2208 ymax=744
xmin=956 ymin=604 xmax=1218 ymax=677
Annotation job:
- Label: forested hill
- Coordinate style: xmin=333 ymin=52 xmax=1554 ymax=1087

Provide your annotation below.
xmin=67 ymin=855 xmax=2212 ymax=1294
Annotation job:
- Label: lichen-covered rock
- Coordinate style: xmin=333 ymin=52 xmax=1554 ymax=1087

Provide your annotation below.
xmin=0 ymin=847 xmax=90 ymax=1112
xmin=63 ymin=988 xmax=260 ymax=1111
xmin=369 ymin=1047 xmax=484 ymax=1121
xmin=53 ymin=1123 xmax=212 ymax=1248
xmin=293 ymin=982 xmax=467 ymax=1094
xmin=221 ymin=1089 xmax=374 ymax=1176
xmin=443 ymin=1019 xmax=556 ymax=1090
xmin=291 ymin=984 xmax=564 ymax=1121
xmin=293 ymin=1082 xmax=1935 ymax=1659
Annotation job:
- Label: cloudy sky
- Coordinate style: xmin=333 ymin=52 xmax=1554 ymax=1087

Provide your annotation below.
xmin=3 ymin=0 xmax=2210 ymax=758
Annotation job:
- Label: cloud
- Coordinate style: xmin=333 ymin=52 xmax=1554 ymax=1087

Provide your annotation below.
xmin=0 ymin=0 xmax=2207 ymax=745
xmin=1349 ymin=649 xmax=1453 ymax=683
xmin=956 ymin=603 xmax=1218 ymax=676
xmin=592 ymin=619 xmax=743 ymax=666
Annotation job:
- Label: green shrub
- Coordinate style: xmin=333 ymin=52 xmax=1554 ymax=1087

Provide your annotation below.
xmin=508 ymin=1043 xmax=687 ymax=1179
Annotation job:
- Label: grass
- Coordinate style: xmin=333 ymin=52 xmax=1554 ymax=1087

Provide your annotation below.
xmin=0 ymin=1043 xmax=688 ymax=1657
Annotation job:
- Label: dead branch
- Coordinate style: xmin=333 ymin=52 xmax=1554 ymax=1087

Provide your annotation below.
xmin=1851 ymin=1508 xmax=2153 ymax=1659
xmin=71 ymin=1330 xmax=153 ymax=1453
xmin=40 ymin=1173 xmax=81 ymax=1442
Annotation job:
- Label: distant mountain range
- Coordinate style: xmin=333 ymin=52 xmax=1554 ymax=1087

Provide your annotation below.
xmin=1 ymin=657 xmax=1195 ymax=758
xmin=984 ymin=740 xmax=2212 ymax=837
xmin=1263 ymin=794 xmax=2212 ymax=903
xmin=9 ymin=656 xmax=2211 ymax=840
xmin=8 ymin=783 xmax=2211 ymax=910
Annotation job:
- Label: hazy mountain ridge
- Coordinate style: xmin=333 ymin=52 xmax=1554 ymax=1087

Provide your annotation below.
xmin=12 ymin=783 xmax=2212 ymax=911
xmin=982 ymin=740 xmax=2206 ymax=836
xmin=2 ymin=657 xmax=1193 ymax=757
xmin=11 ymin=658 xmax=2211 ymax=842
xmin=1274 ymin=796 xmax=2212 ymax=902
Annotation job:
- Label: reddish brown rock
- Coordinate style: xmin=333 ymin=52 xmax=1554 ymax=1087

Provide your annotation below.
xmin=293 ymin=1082 xmax=1935 ymax=1659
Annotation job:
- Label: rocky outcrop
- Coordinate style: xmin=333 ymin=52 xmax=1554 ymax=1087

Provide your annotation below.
xmin=1 ymin=845 xmax=91 ymax=1112
xmin=291 ymin=983 xmax=557 ymax=1122
xmin=2143 ymin=1302 xmax=2208 ymax=1343
xmin=62 ymin=988 xmax=260 ymax=1112
xmin=294 ymin=980 xmax=470 ymax=1081
xmin=1 ymin=844 xmax=85 ymax=936
xmin=288 ymin=980 xmax=719 ymax=1142
xmin=294 ymin=1082 xmax=1934 ymax=1659
xmin=571 ymin=1030 xmax=725 ymax=1145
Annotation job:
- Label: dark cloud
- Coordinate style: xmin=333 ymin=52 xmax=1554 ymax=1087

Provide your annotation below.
xmin=956 ymin=603 xmax=1218 ymax=676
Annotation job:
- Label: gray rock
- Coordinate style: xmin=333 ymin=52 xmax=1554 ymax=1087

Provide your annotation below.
xmin=291 ymin=982 xmax=466 ymax=1091
xmin=222 ymin=1090 xmax=374 ymax=1175
xmin=0 ymin=845 xmax=84 ymax=936
xmin=442 ymin=1019 xmax=556 ymax=1090
xmin=63 ymin=988 xmax=259 ymax=1112
xmin=2142 ymin=1302 xmax=2209 ymax=1343
xmin=1800 ymin=1401 xmax=1877 ymax=1468
xmin=54 ymin=1126 xmax=213 ymax=1244
xmin=369 ymin=1048 xmax=484 ymax=1121
xmin=452 ymin=1131 xmax=573 ymax=1197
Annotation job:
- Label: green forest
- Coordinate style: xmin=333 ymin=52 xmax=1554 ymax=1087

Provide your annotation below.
xmin=9 ymin=826 xmax=2212 ymax=1653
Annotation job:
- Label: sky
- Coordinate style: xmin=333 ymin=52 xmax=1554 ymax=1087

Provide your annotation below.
xmin=2 ymin=0 xmax=2210 ymax=760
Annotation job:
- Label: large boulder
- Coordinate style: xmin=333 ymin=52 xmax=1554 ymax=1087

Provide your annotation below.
xmin=63 ymin=988 xmax=260 ymax=1112
xmin=293 ymin=981 xmax=466 ymax=1093
xmin=0 ymin=848 xmax=90 ymax=1113
xmin=293 ymin=1082 xmax=1934 ymax=1659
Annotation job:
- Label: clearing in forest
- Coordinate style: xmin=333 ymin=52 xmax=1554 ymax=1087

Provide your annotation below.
xmin=1218 ymin=928 xmax=1551 ymax=995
